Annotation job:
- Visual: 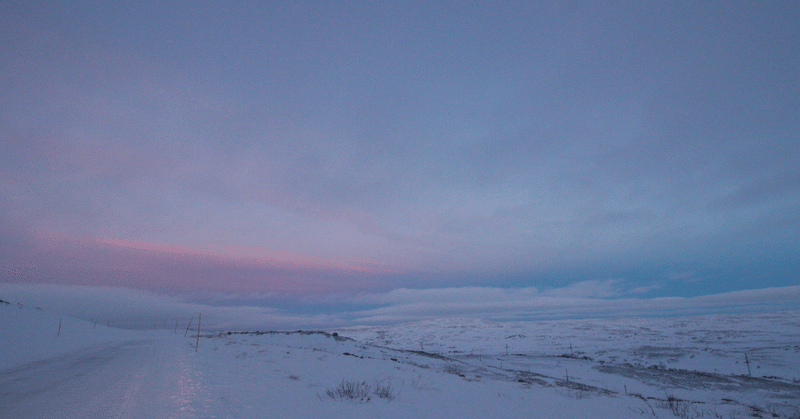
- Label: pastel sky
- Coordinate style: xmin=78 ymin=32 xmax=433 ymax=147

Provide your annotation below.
xmin=1 ymin=1 xmax=799 ymax=324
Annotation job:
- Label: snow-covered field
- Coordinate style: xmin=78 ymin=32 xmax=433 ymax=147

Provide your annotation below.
xmin=2 ymin=300 xmax=798 ymax=418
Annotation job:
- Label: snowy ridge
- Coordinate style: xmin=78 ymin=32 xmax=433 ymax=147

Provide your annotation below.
xmin=332 ymin=310 xmax=800 ymax=417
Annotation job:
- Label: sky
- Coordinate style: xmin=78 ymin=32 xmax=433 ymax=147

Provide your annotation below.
xmin=1 ymin=1 xmax=799 ymax=326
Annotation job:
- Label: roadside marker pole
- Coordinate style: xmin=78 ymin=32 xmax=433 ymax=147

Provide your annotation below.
xmin=745 ymin=353 xmax=752 ymax=376
xmin=184 ymin=317 xmax=193 ymax=338
xmin=195 ymin=313 xmax=202 ymax=352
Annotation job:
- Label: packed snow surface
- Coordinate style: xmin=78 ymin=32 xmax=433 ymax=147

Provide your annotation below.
xmin=1 ymin=300 xmax=799 ymax=418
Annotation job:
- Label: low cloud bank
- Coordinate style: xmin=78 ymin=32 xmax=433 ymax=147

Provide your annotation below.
xmin=345 ymin=284 xmax=800 ymax=324
xmin=1 ymin=282 xmax=798 ymax=330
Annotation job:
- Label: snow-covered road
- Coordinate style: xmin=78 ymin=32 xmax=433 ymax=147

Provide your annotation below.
xmin=0 ymin=336 xmax=209 ymax=419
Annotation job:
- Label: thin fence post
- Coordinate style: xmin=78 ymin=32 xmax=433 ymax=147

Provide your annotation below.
xmin=184 ymin=317 xmax=193 ymax=338
xmin=195 ymin=313 xmax=202 ymax=352
xmin=745 ymin=353 xmax=752 ymax=376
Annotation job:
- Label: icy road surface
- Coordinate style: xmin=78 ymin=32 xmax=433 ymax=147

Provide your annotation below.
xmin=0 ymin=336 xmax=209 ymax=419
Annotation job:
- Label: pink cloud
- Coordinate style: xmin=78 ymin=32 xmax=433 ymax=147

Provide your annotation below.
xmin=96 ymin=238 xmax=202 ymax=256
xmin=95 ymin=237 xmax=397 ymax=275
xmin=2 ymin=230 xmax=399 ymax=294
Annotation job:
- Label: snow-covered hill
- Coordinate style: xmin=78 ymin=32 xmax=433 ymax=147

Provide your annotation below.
xmin=2 ymin=301 xmax=798 ymax=418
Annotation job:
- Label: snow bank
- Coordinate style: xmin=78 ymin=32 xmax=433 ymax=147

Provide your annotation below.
xmin=0 ymin=299 xmax=138 ymax=370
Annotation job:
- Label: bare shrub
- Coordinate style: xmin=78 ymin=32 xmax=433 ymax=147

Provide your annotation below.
xmin=324 ymin=379 xmax=397 ymax=402
xmin=629 ymin=400 xmax=658 ymax=418
xmin=373 ymin=381 xmax=395 ymax=401
xmin=325 ymin=380 xmax=371 ymax=402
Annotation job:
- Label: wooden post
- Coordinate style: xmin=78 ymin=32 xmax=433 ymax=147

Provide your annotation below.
xmin=195 ymin=313 xmax=202 ymax=352
xmin=57 ymin=318 xmax=62 ymax=337
xmin=184 ymin=317 xmax=193 ymax=338
xmin=745 ymin=353 xmax=752 ymax=376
